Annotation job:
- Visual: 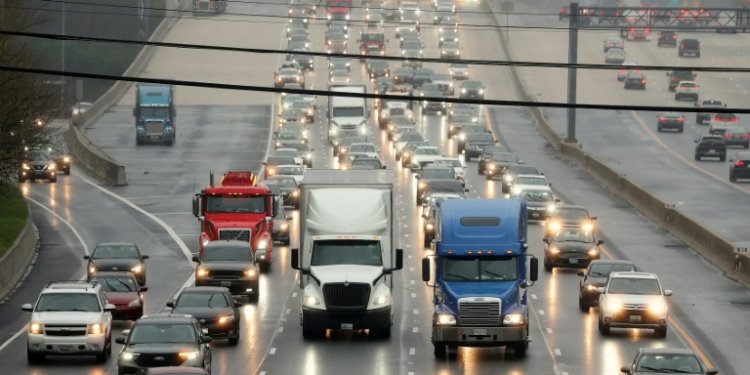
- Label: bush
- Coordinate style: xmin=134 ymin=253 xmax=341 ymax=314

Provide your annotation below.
xmin=0 ymin=183 xmax=28 ymax=257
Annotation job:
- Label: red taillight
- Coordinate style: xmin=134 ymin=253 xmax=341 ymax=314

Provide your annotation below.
xmin=641 ymin=79 xmax=646 ymax=84
xmin=659 ymin=116 xmax=666 ymax=122
xmin=730 ymin=117 xmax=738 ymax=122
xmin=725 ymin=133 xmax=732 ymax=139
xmin=743 ymin=133 xmax=749 ymax=140
xmin=735 ymin=160 xmax=745 ymax=167
xmin=678 ymin=117 xmax=684 ymax=123
xmin=673 ymin=35 xmax=678 ymax=39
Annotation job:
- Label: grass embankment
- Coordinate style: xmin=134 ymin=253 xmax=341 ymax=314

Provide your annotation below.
xmin=0 ymin=183 xmax=28 ymax=257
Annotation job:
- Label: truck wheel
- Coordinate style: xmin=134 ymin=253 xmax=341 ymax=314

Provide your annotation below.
xmin=598 ymin=319 xmax=610 ymax=336
xmin=302 ymin=323 xmax=325 ymax=340
xmin=507 ymin=342 xmax=527 ymax=358
xmin=654 ymin=327 xmax=667 ymax=338
xmin=433 ymin=343 xmax=456 ymax=359
xmin=369 ymin=326 xmax=391 ymax=339
xmin=27 ymin=350 xmax=44 ymax=364
xmin=260 ymin=262 xmax=270 ymax=273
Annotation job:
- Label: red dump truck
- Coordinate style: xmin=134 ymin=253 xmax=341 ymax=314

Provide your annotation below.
xmin=192 ymin=171 xmax=275 ymax=272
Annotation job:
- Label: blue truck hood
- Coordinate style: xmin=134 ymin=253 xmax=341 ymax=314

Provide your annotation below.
xmin=440 ymin=280 xmax=521 ymax=314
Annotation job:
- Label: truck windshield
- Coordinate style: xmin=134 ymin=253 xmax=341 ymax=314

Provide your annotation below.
xmin=332 ymin=107 xmax=365 ymax=117
xmin=139 ymin=107 xmax=169 ymax=118
xmin=442 ymin=257 xmax=518 ymax=281
xmin=206 ymin=196 xmax=266 ymax=213
xmin=311 ymin=240 xmax=383 ymax=266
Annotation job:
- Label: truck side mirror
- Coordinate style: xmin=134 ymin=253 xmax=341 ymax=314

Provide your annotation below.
xmin=192 ymin=255 xmax=200 ymax=263
xmin=394 ymin=249 xmax=403 ymax=270
xmin=291 ymin=248 xmax=300 ymax=270
xmin=192 ymin=195 xmax=199 ymax=218
xmin=421 ymin=257 xmax=431 ymax=282
xmin=621 ymin=367 xmax=632 ymax=375
xmin=597 ymin=240 xmax=604 ymax=245
xmin=529 ymin=257 xmax=539 ymax=282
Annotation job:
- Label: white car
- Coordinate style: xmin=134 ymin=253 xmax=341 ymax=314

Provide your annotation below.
xmin=708 ymin=112 xmax=739 ymax=134
xmin=430 ymin=157 xmax=466 ymax=185
xmin=674 ymin=81 xmax=700 ymax=101
xmin=605 ymin=48 xmax=626 ymax=64
xmin=597 ymin=272 xmax=672 ymax=338
xmin=448 ymin=63 xmax=469 ymax=80
xmin=22 ymin=281 xmax=114 ymax=363
xmin=273 ymin=148 xmax=304 ymax=166
xmin=410 ymin=146 xmax=443 ymax=171
xmin=347 ymin=142 xmax=379 ymax=158
xmin=329 ymin=68 xmax=351 ymax=85
xmin=510 ymin=174 xmax=550 ymax=196
xmin=275 ymin=164 xmax=305 ymax=184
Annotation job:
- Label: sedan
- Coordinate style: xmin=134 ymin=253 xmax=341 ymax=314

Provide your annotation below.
xmin=543 ymin=229 xmax=603 ymax=272
xmin=623 ymin=72 xmax=646 ymax=89
xmin=440 ymin=41 xmax=461 ymax=60
xmin=605 ymin=48 xmax=626 ymax=64
xmin=578 ymin=260 xmax=637 ymax=311
xmin=89 ymin=271 xmax=146 ymax=321
xmin=459 ymin=80 xmax=486 ymax=99
xmin=85 ymin=242 xmax=149 ymax=286
xmin=723 ymin=126 xmax=750 ymax=148
xmin=168 ymin=287 xmax=242 ymax=345
xmin=193 ymin=240 xmax=261 ymax=298
xmin=656 ymin=112 xmax=685 ymax=132
xmin=448 ymin=63 xmax=469 ymax=80
xmin=621 ymin=348 xmax=717 ymax=374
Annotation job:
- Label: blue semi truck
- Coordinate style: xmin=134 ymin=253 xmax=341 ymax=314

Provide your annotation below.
xmin=422 ymin=198 xmax=538 ymax=359
xmin=134 ymin=84 xmax=176 ymax=145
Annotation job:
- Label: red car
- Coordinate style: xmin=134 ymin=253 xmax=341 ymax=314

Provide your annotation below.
xmin=89 ymin=271 xmax=146 ymax=320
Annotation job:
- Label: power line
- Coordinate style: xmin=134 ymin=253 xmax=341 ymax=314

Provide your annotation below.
xmin=4 ymin=29 xmax=749 ymax=74
xmin=2 ymin=64 xmax=747 ymax=114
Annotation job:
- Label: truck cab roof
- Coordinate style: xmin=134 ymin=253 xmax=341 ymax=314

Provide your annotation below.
xmin=436 ymin=199 xmax=527 ymax=255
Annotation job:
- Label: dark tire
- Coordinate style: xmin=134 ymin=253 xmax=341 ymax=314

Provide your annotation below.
xmin=434 ymin=343 xmax=447 ymax=359
xmin=657 ymin=126 xmax=662 ymax=132
xmin=678 ymin=127 xmax=684 ymax=133
xmin=544 ymin=258 xmax=553 ymax=272
xmin=579 ymin=296 xmax=589 ymax=312
xmin=136 ymin=138 xmax=143 ymax=146
xmin=27 ymin=350 xmax=44 ymax=364
xmin=260 ymin=262 xmax=271 ymax=273
xmin=49 ymin=177 xmax=57 ymax=183
xmin=744 ymin=143 xmax=749 ymax=149
xmin=598 ymin=319 xmax=610 ymax=336
xmin=507 ymin=342 xmax=528 ymax=358
xmin=228 ymin=336 xmax=239 ymax=346
xmin=730 ymin=174 xmax=737 ymax=182
xmin=95 ymin=347 xmax=107 ymax=363
xmin=720 ymin=155 xmax=726 ymax=162
xmin=369 ymin=326 xmax=391 ymax=339
xmin=64 ymin=167 xmax=70 ymax=175
xmin=654 ymin=326 xmax=667 ymax=338
xmin=694 ymin=154 xmax=700 ymax=161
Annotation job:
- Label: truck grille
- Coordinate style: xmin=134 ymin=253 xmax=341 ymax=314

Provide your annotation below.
xmin=209 ymin=270 xmax=244 ymax=280
xmin=218 ymin=229 xmax=251 ymax=242
xmin=135 ymin=353 xmax=183 ymax=367
xmin=323 ymin=283 xmax=370 ymax=310
xmin=45 ymin=325 xmax=87 ymax=336
xmin=458 ymin=301 xmax=501 ymax=326
xmin=145 ymin=121 xmax=165 ymax=136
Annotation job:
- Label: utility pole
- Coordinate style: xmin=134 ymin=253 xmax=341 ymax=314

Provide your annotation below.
xmin=61 ymin=0 xmax=66 ymax=115
xmin=566 ymin=2 xmax=579 ymax=143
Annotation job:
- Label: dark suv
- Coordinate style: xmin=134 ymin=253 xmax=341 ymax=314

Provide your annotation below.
xmin=657 ymin=31 xmax=677 ymax=47
xmin=729 ymin=152 xmax=750 ymax=182
xmin=193 ymin=240 xmax=261 ymax=300
xmin=624 ymin=71 xmax=647 ymax=90
xmin=167 ymin=287 xmax=241 ymax=345
xmin=678 ymin=38 xmax=700 ymax=57
xmin=694 ymin=135 xmax=726 ymax=161
xmin=667 ymin=70 xmax=696 ymax=91
xmin=116 ymin=313 xmax=212 ymax=375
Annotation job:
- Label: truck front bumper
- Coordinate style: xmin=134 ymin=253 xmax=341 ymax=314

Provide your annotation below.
xmin=27 ymin=333 xmax=107 ymax=355
xmin=302 ymin=306 xmax=391 ymax=331
xmin=433 ymin=325 xmax=526 ymax=347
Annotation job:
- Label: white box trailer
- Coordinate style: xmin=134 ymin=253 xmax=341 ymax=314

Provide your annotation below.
xmin=291 ymin=169 xmax=403 ymax=339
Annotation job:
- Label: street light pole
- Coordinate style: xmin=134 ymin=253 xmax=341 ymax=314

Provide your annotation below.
xmin=61 ymin=0 xmax=66 ymax=114
xmin=566 ymin=2 xmax=579 ymax=143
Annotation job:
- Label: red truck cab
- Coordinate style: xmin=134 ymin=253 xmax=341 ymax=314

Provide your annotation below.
xmin=326 ymin=0 xmax=352 ymax=22
xmin=359 ymin=30 xmax=386 ymax=56
xmin=193 ymin=171 xmax=275 ymax=272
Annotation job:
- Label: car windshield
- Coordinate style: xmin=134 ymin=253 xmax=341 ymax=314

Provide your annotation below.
xmin=492 ymin=153 xmax=518 ymax=162
xmin=176 ymin=292 xmax=231 ymax=308
xmin=450 ymin=63 xmax=468 ymax=69
xmin=509 ymin=166 xmax=539 ymax=176
xmin=278 ymin=132 xmax=299 ymax=140
xmin=206 ymin=196 xmax=266 ymax=213
xmin=274 ymin=150 xmax=297 ymax=158
xmin=463 ymin=81 xmax=482 ymax=89
xmin=36 ymin=293 xmax=100 ymax=312
xmin=636 ymin=354 xmax=702 ymax=373
xmin=93 ymin=275 xmax=138 ymax=292
xmin=522 ymin=190 xmax=553 ymax=202
xmin=588 ymin=263 xmax=636 ymax=277
xmin=400 ymin=133 xmax=422 ymax=141
xmin=351 ymin=159 xmax=381 ymax=168
xmin=422 ymin=168 xmax=454 ymax=179
xmin=608 ymin=278 xmax=661 ymax=295
xmin=552 ymin=229 xmax=593 ymax=242
xmin=332 ymin=107 xmax=364 ymax=117
xmin=515 ymin=176 xmax=546 ymax=186
xmin=272 ymin=177 xmax=297 ymax=187
xmin=470 ymin=133 xmax=493 ymax=142
xmin=202 ymin=245 xmax=254 ymax=262
xmin=555 ymin=207 xmax=588 ymax=220
xmin=416 ymin=148 xmax=440 ymax=155
xmin=350 ymin=144 xmax=375 ymax=153
xmin=442 ymin=257 xmax=518 ymax=281
xmin=128 ymin=323 xmax=197 ymax=344
xmin=277 ymin=166 xmax=303 ymax=175
xmin=92 ymin=244 xmax=139 ymax=259
xmin=429 ymin=182 xmax=464 ymax=194
xmin=434 ymin=160 xmax=461 ymax=168
xmin=311 ymin=240 xmax=383 ymax=266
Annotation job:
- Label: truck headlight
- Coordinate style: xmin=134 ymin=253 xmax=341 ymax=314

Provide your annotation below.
xmin=257 ymin=238 xmax=268 ymax=251
xmin=461 ymin=88 xmax=467 ymax=94
xmin=201 ymin=236 xmax=210 ymax=248
xmin=303 ymin=295 xmax=321 ymax=307
xmin=87 ymin=323 xmax=104 ymax=335
xmin=503 ymin=313 xmax=525 ymax=326
xmin=280 ymin=222 xmax=289 ymax=231
xmin=131 ymin=263 xmax=143 ymax=274
xmin=29 ymin=322 xmax=44 ymax=334
xmin=435 ymin=313 xmax=456 ymax=326
xmin=197 ymin=268 xmax=209 ymax=278
xmin=479 ymin=89 xmax=485 ymax=94
xmin=373 ymin=295 xmax=390 ymax=306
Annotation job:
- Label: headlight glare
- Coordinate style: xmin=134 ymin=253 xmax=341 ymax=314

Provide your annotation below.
xmin=87 ymin=323 xmax=103 ymax=335
xmin=131 ymin=264 xmax=143 ymax=274
xmin=178 ymin=351 xmax=200 ymax=360
xmin=435 ymin=313 xmax=456 ymax=326
xmin=503 ymin=313 xmax=525 ymax=326
xmin=197 ymin=268 xmax=209 ymax=278
xmin=29 ymin=322 xmax=44 ymax=334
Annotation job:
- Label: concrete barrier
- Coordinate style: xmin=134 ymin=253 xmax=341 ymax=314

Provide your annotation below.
xmin=486 ymin=1 xmax=750 ymax=289
xmin=66 ymin=0 xmax=189 ymax=186
xmin=0 ymin=204 xmax=38 ymax=299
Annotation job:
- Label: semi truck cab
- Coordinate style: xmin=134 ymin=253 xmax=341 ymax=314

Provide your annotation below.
xmin=134 ymin=84 xmax=176 ymax=145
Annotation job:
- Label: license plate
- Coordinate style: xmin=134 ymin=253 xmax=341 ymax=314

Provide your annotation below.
xmin=531 ymin=212 xmax=540 ymax=218
xmin=569 ymin=259 xmax=579 ymax=265
xmin=59 ymin=345 xmax=73 ymax=352
xmin=708 ymin=149 xmax=716 ymax=154
xmin=341 ymin=323 xmax=353 ymax=330
xmin=221 ymin=281 xmax=232 ymax=287
xmin=473 ymin=328 xmax=487 ymax=335
xmin=629 ymin=315 xmax=642 ymax=323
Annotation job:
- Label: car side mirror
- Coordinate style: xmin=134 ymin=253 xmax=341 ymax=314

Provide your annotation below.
xmin=694 ymin=139 xmax=699 ymax=143
xmin=464 ymin=188 xmax=470 ymax=192
xmin=141 ymin=255 xmax=150 ymax=260
xmin=166 ymin=301 xmax=175 ymax=308
xmin=596 ymin=287 xmax=606 ymax=294
xmin=285 ymin=216 xmax=293 ymax=221
xmin=591 ymin=216 xmax=598 ymax=220
xmin=192 ymin=256 xmax=200 ymax=263
xmin=104 ymin=304 xmax=116 ymax=311
xmin=382 ymin=165 xmax=387 ymax=169
xmin=705 ymin=369 xmax=718 ymax=375
xmin=621 ymin=367 xmax=632 ymax=374
xmin=202 ymin=335 xmax=212 ymax=343
xmin=577 ymin=271 xmax=585 ymax=277
xmin=291 ymin=248 xmax=300 ymax=270
xmin=664 ymin=289 xmax=673 ymax=296
xmin=83 ymin=255 xmax=90 ymax=260
xmin=115 ymin=337 xmax=126 ymax=345
xmin=21 ymin=303 xmax=33 ymax=311
xmin=140 ymin=287 xmax=149 ymax=292
xmin=554 ymin=198 xmax=561 ymax=203
xmin=597 ymin=240 xmax=604 ymax=245
xmin=529 ymin=257 xmax=539 ymax=282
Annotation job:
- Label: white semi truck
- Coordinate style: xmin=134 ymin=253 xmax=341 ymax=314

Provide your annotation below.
xmin=327 ymin=85 xmax=369 ymax=146
xmin=291 ymin=169 xmax=403 ymax=339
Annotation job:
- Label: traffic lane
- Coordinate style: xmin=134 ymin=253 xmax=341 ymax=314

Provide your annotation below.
xmin=487 ymin=106 xmax=745 ymax=374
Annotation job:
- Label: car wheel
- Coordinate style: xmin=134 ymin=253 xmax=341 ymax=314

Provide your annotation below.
xmin=678 ymin=127 xmax=683 ymax=133
xmin=64 ymin=167 xmax=70 ymax=175
xmin=654 ymin=326 xmax=667 ymax=338
xmin=598 ymin=319 xmax=610 ymax=336
xmin=694 ymin=154 xmax=700 ymax=161
xmin=744 ymin=143 xmax=749 ymax=149
xmin=136 ymin=138 xmax=143 ymax=146
xmin=49 ymin=177 xmax=57 ymax=183
xmin=259 ymin=262 xmax=270 ymax=273
xmin=27 ymin=350 xmax=44 ymax=364
xmin=730 ymin=174 xmax=737 ymax=182
xmin=433 ymin=342 xmax=448 ymax=359
xmin=544 ymin=258 xmax=553 ymax=272
xmin=657 ymin=126 xmax=662 ymax=132
xmin=578 ymin=295 xmax=589 ymax=312
xmin=228 ymin=334 xmax=239 ymax=346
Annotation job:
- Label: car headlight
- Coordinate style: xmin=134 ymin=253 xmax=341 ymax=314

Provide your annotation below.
xmin=549 ymin=246 xmax=560 ymax=254
xmin=582 ymin=222 xmax=594 ymax=232
xmin=121 ymin=352 xmax=138 ymax=360
xmin=89 ymin=265 xmax=97 ymax=274
xmin=197 ymin=268 xmax=209 ymax=278
xmin=280 ymin=222 xmax=289 ymax=231
xmin=586 ymin=284 xmax=597 ymax=291
xmin=128 ymin=298 xmax=141 ymax=307
xmin=292 ymin=190 xmax=299 ymax=197
xmin=435 ymin=313 xmax=456 ymax=326
xmin=21 ymin=163 xmax=30 ymax=170
xmin=478 ymin=89 xmax=485 ymax=94
xmin=257 ymin=238 xmax=268 ymax=251
xmin=461 ymin=88 xmax=467 ymax=94
xmin=63 ymin=156 xmax=70 ymax=163
xmin=29 ymin=322 xmax=44 ymax=334
xmin=503 ymin=175 xmax=513 ymax=183
xmin=267 ymin=168 xmax=276 ymax=176
xmin=244 ymin=269 xmax=257 ymax=278
xmin=48 ymin=163 xmax=56 ymax=170
xmin=503 ymin=313 xmax=525 ymax=326
xmin=488 ymin=164 xmax=496 ymax=170
xmin=178 ymin=351 xmax=200 ymax=360
xmin=131 ymin=263 xmax=143 ymax=274
xmin=649 ymin=300 xmax=667 ymax=315
xmin=547 ymin=204 xmax=557 ymax=213
xmin=304 ymin=295 xmax=321 ymax=306
xmin=548 ymin=221 xmax=561 ymax=233
xmin=359 ymin=127 xmax=368 ymax=135
xmin=588 ymin=247 xmax=599 ymax=256
xmin=418 ymin=182 xmax=426 ymax=189
xmin=72 ymin=108 xmax=80 ymax=115
xmin=458 ymin=134 xmax=466 ymax=141
xmin=606 ymin=299 xmax=622 ymax=313
xmin=218 ymin=315 xmax=235 ymax=325
xmin=305 ymin=152 xmax=312 ymax=160
xmin=340 ymin=147 xmax=347 ymax=153
xmin=511 ymin=187 xmax=522 ymax=196
xmin=426 ymin=223 xmax=434 ymax=230
xmin=87 ymin=323 xmax=104 ymax=335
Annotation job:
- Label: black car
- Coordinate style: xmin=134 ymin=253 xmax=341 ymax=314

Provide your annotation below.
xmin=116 ymin=314 xmax=212 ymax=375
xmin=350 ymin=157 xmax=386 ymax=170
xmin=477 ymin=146 xmax=505 ymax=173
xmin=167 ymin=287 xmax=241 ymax=345
xmin=267 ymin=175 xmax=299 ymax=209
xmin=667 ymin=69 xmax=696 ymax=91
xmin=193 ymin=240 xmax=261 ymax=299
xmin=657 ymin=31 xmax=678 ymax=47
xmin=620 ymin=348 xmax=717 ymax=375
xmin=484 ymin=151 xmax=522 ymax=180
xmin=463 ymin=133 xmax=496 ymax=161
xmin=729 ymin=151 xmax=750 ymax=182
xmin=279 ymin=141 xmax=313 ymax=167
xmin=367 ymin=60 xmax=390 ymax=80
xmin=421 ymin=90 xmax=447 ymax=115
xmin=415 ymin=166 xmax=457 ymax=204
xmin=623 ymin=72 xmax=647 ymax=90
xmin=694 ymin=135 xmax=726 ymax=161
xmin=48 ymin=144 xmax=72 ymax=175
xmin=656 ymin=112 xmax=685 ymax=132
xmin=723 ymin=127 xmax=750 ymax=148
xmin=85 ymin=242 xmax=149 ymax=286
xmin=695 ymin=98 xmax=725 ymax=124
xmin=678 ymin=38 xmax=700 ymax=57
xmin=421 ymin=180 xmax=467 ymax=205
xmin=264 ymin=156 xmax=297 ymax=179
xmin=392 ymin=67 xmax=414 ymax=85
xmin=18 ymin=149 xmax=58 ymax=183
xmin=578 ymin=260 xmax=636 ymax=311
xmin=501 ymin=165 xmax=542 ymax=193
xmin=459 ymin=80 xmax=485 ymax=99
xmin=519 ymin=188 xmax=558 ymax=220
xmin=544 ymin=205 xmax=596 ymax=238
xmin=543 ymin=229 xmax=603 ymax=272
